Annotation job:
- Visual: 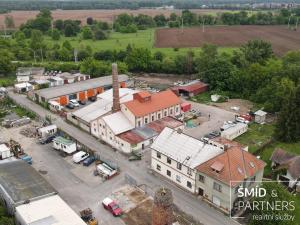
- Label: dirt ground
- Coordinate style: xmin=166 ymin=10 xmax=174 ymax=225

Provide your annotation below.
xmin=155 ymin=26 xmax=300 ymax=56
xmin=117 ymin=186 xmax=203 ymax=225
xmin=212 ymin=99 xmax=254 ymax=115
xmin=0 ymin=9 xmax=230 ymax=28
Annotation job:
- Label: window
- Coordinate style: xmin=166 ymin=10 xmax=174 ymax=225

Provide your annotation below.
xmin=137 ymin=121 xmax=141 ymax=127
xmin=158 ymin=113 xmax=161 ymax=119
xmin=177 ymin=162 xmax=182 ymax=170
xmin=187 ymin=181 xmax=192 ymax=188
xmin=213 ymin=182 xmax=222 ymax=192
xmin=199 ymin=174 xmax=205 ymax=183
xmin=156 ymin=164 xmax=161 ymax=171
xmin=176 ymin=175 xmax=181 ymax=183
xmin=187 ymin=168 xmax=192 ymax=175
xmin=144 ymin=118 xmax=148 ymax=124
xmin=167 ymin=157 xmax=171 ymax=164
xmin=164 ymin=111 xmax=167 ymax=116
xmin=152 ymin=115 xmax=155 ymax=121
xmin=167 ymin=170 xmax=171 ymax=177
xmin=175 ymin=107 xmax=179 ymax=113
xmin=170 ymin=109 xmax=173 ymax=115
xmin=156 ymin=152 xmax=161 ymax=159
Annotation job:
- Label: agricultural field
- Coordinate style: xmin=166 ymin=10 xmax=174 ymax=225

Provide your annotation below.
xmin=0 ymin=9 xmax=236 ymax=27
xmin=44 ymin=29 xmax=234 ymax=58
xmin=155 ymin=26 xmax=300 ymax=55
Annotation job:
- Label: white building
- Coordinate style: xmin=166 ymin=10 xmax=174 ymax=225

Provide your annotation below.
xmin=48 ymin=77 xmax=64 ymax=87
xmin=14 ymin=82 xmax=33 ymax=93
xmin=151 ymin=127 xmax=224 ymax=193
xmin=38 ymin=124 xmax=57 ymax=138
xmin=121 ymin=90 xmax=182 ymax=127
xmin=0 ymin=144 xmax=11 ymax=160
xmin=15 ymin=195 xmax=86 ymax=225
xmin=254 ymin=110 xmax=267 ymax=124
xmin=220 ymin=122 xmax=248 ymax=140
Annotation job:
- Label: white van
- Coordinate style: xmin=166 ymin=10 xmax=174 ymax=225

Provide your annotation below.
xmin=73 ymin=151 xmax=89 ymax=163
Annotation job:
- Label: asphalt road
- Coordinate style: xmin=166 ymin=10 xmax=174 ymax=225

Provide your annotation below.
xmin=8 ymin=91 xmax=238 ymax=225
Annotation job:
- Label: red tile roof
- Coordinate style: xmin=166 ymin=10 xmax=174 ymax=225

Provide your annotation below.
xmin=196 ymin=147 xmax=266 ymax=187
xmin=211 ymin=137 xmax=246 ymax=149
xmin=124 ymin=90 xmax=181 ymax=117
xmin=172 ymin=81 xmax=208 ymax=93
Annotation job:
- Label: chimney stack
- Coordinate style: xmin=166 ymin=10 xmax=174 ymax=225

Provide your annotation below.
xmin=112 ymin=63 xmax=120 ymax=112
xmin=152 ymin=187 xmax=174 ymax=225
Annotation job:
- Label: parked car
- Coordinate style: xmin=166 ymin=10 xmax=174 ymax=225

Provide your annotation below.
xmin=102 ymin=197 xmax=122 ymax=216
xmin=79 ymin=100 xmax=87 ymax=105
xmin=66 ymin=103 xmax=75 ymax=109
xmin=235 ymin=116 xmax=250 ymax=124
xmin=19 ymin=154 xmax=32 ymax=164
xmin=73 ymin=151 xmax=89 ymax=163
xmin=39 ymin=134 xmax=56 ymax=144
xmin=88 ymin=96 xmax=97 ymax=102
xmin=83 ymin=156 xmax=95 ymax=166
xmin=69 ymin=99 xmax=80 ymax=107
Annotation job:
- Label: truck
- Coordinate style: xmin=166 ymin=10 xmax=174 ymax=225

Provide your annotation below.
xmin=102 ymin=197 xmax=122 ymax=217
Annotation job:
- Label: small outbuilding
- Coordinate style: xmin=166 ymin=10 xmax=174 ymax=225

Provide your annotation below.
xmin=171 ymin=80 xmax=208 ymax=97
xmin=53 ymin=136 xmax=77 ymax=154
xmin=14 ymin=83 xmax=33 ymax=93
xmin=0 ymin=144 xmax=11 ymax=160
xmin=254 ymin=110 xmax=267 ymax=124
xmin=38 ymin=124 xmax=57 ymax=138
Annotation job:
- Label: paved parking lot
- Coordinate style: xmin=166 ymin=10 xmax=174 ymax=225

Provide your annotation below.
xmin=183 ymin=100 xmax=236 ymax=139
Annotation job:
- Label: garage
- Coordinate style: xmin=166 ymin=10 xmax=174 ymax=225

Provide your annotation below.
xmin=87 ymin=89 xmax=95 ymax=98
xmin=212 ymin=196 xmax=221 ymax=206
xmin=79 ymin=92 xmax=86 ymax=101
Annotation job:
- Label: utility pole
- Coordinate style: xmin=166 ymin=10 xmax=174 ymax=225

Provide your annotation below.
xmin=296 ymin=18 xmax=299 ymax=31
xmin=288 ymin=15 xmax=292 ymax=29
xmin=202 ymin=19 xmax=205 ymax=33
xmin=181 ymin=17 xmax=184 ymax=34
xmin=40 ymin=49 xmax=44 ymax=62
xmin=74 ymin=49 xmax=78 ymax=63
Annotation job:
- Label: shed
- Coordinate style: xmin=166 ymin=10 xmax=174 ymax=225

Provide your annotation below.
xmin=171 ymin=81 xmax=208 ymax=97
xmin=254 ymin=110 xmax=267 ymax=124
xmin=38 ymin=125 xmax=57 ymax=138
xmin=14 ymin=83 xmax=33 ymax=93
xmin=0 ymin=144 xmax=11 ymax=160
xmin=181 ymin=102 xmax=191 ymax=112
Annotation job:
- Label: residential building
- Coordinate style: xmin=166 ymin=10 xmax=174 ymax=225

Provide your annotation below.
xmin=151 ymin=127 xmax=224 ymax=193
xmin=220 ymin=122 xmax=248 ymax=140
xmin=122 ymin=90 xmax=182 ymax=127
xmin=34 ymin=75 xmax=128 ymax=105
xmin=270 ymin=148 xmax=300 ymax=190
xmin=196 ymin=147 xmax=265 ymax=214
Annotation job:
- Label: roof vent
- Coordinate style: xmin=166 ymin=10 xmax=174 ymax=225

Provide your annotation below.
xmin=237 ymin=167 xmax=243 ymax=174
xmin=249 ymin=162 xmax=255 ymax=168
xmin=210 ymin=161 xmax=224 ymax=173
xmin=177 ymin=128 xmax=182 ymax=134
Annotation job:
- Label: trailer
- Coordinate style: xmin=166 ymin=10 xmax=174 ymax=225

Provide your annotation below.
xmin=53 ymin=136 xmax=77 ymax=154
xmin=38 ymin=124 xmax=57 ymax=138
xmin=96 ymin=163 xmax=118 ymax=180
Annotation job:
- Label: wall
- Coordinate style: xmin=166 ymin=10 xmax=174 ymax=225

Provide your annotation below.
xmin=151 ymin=149 xmax=196 ymax=193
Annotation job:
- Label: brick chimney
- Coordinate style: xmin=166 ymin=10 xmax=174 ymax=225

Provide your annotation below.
xmin=112 ymin=63 xmax=120 ymax=112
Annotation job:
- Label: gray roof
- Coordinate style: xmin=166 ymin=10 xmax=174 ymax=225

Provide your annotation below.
xmin=35 ymin=75 xmax=128 ymax=100
xmin=134 ymin=126 xmax=158 ymax=139
xmin=0 ymin=160 xmax=56 ymax=204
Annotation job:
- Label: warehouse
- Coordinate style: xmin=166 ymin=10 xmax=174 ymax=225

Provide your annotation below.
xmin=171 ymin=80 xmax=209 ymax=97
xmin=34 ymin=74 xmax=128 ymax=105
xmin=0 ymin=160 xmax=56 ymax=214
xmin=15 ymin=195 xmax=86 ymax=225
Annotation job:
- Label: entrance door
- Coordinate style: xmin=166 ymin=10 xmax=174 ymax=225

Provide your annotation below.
xmin=198 ymin=188 xmax=204 ymax=196
xmin=212 ymin=196 xmax=221 ymax=206
xmin=142 ymin=144 xmax=145 ymax=149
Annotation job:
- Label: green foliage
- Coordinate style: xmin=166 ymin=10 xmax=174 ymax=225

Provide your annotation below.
xmin=125 ymin=47 xmax=152 ymax=71
xmin=275 ymin=85 xmax=300 ymax=142
xmin=94 ymin=29 xmax=107 ymax=40
xmin=0 ymin=49 xmax=14 ymax=75
xmin=250 ymin=182 xmax=296 ymax=225
xmin=81 ymin=26 xmax=93 ymax=39
xmin=51 ymin=29 xmax=60 ymax=41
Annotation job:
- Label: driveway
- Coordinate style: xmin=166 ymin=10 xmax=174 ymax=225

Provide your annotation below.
xmin=183 ymin=100 xmax=236 ymax=139
xmin=8 ymin=91 xmax=238 ymax=225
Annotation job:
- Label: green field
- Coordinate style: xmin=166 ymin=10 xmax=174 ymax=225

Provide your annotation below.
xmin=235 ymin=123 xmax=300 ymax=176
xmin=45 ymin=29 xmax=235 ymax=58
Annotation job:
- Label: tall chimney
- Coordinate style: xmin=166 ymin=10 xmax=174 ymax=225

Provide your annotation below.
xmin=152 ymin=187 xmax=174 ymax=225
xmin=112 ymin=63 xmax=120 ymax=112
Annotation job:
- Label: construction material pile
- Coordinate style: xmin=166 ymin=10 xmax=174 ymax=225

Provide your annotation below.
xmin=20 ymin=126 xmax=38 ymax=138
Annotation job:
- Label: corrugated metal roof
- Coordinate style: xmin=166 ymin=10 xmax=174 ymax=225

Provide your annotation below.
xmin=97 ymin=88 xmax=139 ymax=102
xmin=221 ymin=123 xmax=248 ymax=136
xmin=102 ymin=111 xmax=135 ymax=135
xmin=35 ymin=75 xmax=128 ymax=100
xmin=16 ymin=195 xmax=86 ymax=225
xmin=53 ymin=136 xmax=75 ymax=146
xmin=151 ymin=127 xmax=223 ymax=168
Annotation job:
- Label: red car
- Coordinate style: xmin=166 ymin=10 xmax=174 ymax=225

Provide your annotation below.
xmin=102 ymin=197 xmax=122 ymax=216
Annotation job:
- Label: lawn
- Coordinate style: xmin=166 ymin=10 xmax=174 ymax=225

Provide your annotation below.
xmin=44 ymin=29 xmax=236 ymax=58
xmin=0 ymin=76 xmax=16 ymax=87
xmin=235 ymin=123 xmax=300 ymax=177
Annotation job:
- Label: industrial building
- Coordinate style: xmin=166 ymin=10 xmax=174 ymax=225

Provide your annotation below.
xmin=0 ymin=160 xmax=56 ymax=214
xmin=171 ymin=80 xmax=209 ymax=97
xmin=34 ymin=74 xmax=128 ymax=105
xmin=15 ymin=195 xmax=86 ymax=225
